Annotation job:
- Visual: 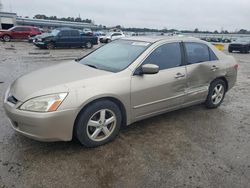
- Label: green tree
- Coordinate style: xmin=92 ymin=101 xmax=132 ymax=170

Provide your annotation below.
xmin=194 ymin=28 xmax=199 ymax=33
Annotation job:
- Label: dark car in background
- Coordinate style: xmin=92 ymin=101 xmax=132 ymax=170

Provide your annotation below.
xmin=33 ymin=28 xmax=98 ymax=49
xmin=0 ymin=26 xmax=42 ymax=42
xmin=229 ymin=38 xmax=250 ymax=53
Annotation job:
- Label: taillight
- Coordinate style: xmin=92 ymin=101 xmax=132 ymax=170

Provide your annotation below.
xmin=234 ymin=64 xmax=239 ymax=70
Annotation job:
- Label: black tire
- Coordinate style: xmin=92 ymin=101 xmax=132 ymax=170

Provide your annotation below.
xmin=46 ymin=42 xmax=55 ymax=49
xmin=205 ymin=79 xmax=226 ymax=109
xmin=245 ymin=47 xmax=249 ymax=53
xmin=107 ymin=39 xmax=111 ymax=43
xmin=85 ymin=42 xmax=93 ymax=49
xmin=228 ymin=48 xmax=233 ymax=53
xmin=74 ymin=100 xmax=122 ymax=147
xmin=3 ymin=35 xmax=11 ymax=42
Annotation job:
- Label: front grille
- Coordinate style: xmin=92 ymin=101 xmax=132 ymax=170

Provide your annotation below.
xmin=7 ymin=95 xmax=18 ymax=104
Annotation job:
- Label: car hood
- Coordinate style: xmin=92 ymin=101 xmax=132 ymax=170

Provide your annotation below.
xmin=35 ymin=33 xmax=54 ymax=39
xmin=10 ymin=61 xmax=111 ymax=101
xmin=0 ymin=29 xmax=9 ymax=32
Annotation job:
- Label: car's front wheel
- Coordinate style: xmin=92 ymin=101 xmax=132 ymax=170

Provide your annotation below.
xmin=205 ymin=79 xmax=226 ymax=109
xmin=2 ymin=35 xmax=11 ymax=42
xmin=46 ymin=42 xmax=55 ymax=49
xmin=74 ymin=100 xmax=122 ymax=147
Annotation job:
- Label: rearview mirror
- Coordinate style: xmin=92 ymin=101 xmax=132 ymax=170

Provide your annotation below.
xmin=141 ymin=64 xmax=159 ymax=74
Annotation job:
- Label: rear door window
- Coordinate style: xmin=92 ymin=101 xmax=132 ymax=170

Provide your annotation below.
xmin=12 ymin=27 xmax=23 ymax=32
xmin=60 ymin=30 xmax=71 ymax=37
xmin=70 ymin=30 xmax=80 ymax=36
xmin=184 ymin=42 xmax=210 ymax=64
xmin=22 ymin=27 xmax=31 ymax=31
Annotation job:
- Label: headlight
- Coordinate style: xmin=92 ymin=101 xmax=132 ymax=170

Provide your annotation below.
xmin=19 ymin=93 xmax=68 ymax=112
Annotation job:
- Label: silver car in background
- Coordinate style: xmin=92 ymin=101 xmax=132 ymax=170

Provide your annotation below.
xmin=3 ymin=36 xmax=238 ymax=147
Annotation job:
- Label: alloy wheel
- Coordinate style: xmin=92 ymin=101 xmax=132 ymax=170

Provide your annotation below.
xmin=86 ymin=109 xmax=117 ymax=142
xmin=3 ymin=35 xmax=11 ymax=42
xmin=86 ymin=42 xmax=92 ymax=49
xmin=211 ymin=84 xmax=225 ymax=105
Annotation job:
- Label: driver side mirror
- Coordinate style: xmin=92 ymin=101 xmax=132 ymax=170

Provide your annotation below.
xmin=136 ymin=64 xmax=159 ymax=75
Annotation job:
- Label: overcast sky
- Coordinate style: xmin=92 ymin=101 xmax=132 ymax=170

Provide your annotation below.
xmin=1 ymin=0 xmax=250 ymax=31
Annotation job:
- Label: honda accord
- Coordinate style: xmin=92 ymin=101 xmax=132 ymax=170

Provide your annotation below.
xmin=3 ymin=36 xmax=238 ymax=147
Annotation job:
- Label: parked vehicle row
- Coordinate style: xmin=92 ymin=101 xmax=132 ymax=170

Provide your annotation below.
xmin=4 ymin=37 xmax=238 ymax=147
xmin=0 ymin=26 xmax=100 ymax=49
xmin=33 ymin=28 xmax=98 ymax=49
xmin=201 ymin=37 xmax=231 ymax=43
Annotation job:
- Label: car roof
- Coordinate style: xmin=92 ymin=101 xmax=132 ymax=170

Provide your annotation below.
xmin=122 ymin=36 xmax=200 ymax=43
xmin=15 ymin=26 xmax=36 ymax=28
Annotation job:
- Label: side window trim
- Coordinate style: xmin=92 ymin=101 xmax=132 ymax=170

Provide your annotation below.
xmin=180 ymin=42 xmax=187 ymax=66
xmin=181 ymin=41 xmax=188 ymax=66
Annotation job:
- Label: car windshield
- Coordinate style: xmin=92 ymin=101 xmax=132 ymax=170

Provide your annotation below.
xmin=106 ymin=32 xmax=115 ymax=37
xmin=51 ymin=29 xmax=60 ymax=36
xmin=79 ymin=40 xmax=151 ymax=72
xmin=8 ymin=27 xmax=15 ymax=31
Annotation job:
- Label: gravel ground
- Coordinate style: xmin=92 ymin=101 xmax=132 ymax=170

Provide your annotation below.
xmin=0 ymin=41 xmax=249 ymax=188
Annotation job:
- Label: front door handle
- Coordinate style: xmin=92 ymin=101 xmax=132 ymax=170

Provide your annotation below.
xmin=211 ymin=65 xmax=219 ymax=71
xmin=175 ymin=72 xmax=185 ymax=79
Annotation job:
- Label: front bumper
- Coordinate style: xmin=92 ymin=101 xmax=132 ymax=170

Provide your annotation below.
xmin=3 ymin=97 xmax=77 ymax=142
xmin=33 ymin=41 xmax=47 ymax=48
xmin=99 ymin=38 xmax=109 ymax=43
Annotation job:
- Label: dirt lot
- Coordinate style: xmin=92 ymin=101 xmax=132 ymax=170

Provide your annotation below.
xmin=0 ymin=41 xmax=249 ymax=188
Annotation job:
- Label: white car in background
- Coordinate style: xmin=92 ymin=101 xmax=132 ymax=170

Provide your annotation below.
xmin=99 ymin=32 xmax=125 ymax=43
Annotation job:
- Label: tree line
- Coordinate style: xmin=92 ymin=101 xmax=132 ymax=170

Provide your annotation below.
xmin=121 ymin=27 xmax=250 ymax=34
xmin=33 ymin=14 xmax=92 ymax=24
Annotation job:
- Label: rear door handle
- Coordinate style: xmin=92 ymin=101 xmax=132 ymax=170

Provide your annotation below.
xmin=175 ymin=73 xmax=185 ymax=79
xmin=211 ymin=65 xmax=219 ymax=71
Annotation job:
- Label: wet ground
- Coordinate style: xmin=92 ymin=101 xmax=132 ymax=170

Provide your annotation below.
xmin=0 ymin=41 xmax=249 ymax=188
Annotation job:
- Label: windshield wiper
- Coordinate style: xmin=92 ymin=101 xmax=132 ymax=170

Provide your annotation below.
xmin=85 ymin=64 xmax=98 ymax=69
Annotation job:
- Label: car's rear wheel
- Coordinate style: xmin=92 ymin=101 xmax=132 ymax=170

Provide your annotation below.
xmin=75 ymin=100 xmax=122 ymax=147
xmin=3 ymin=35 xmax=11 ymax=42
xmin=47 ymin=42 xmax=55 ymax=49
xmin=205 ymin=79 xmax=226 ymax=109
xmin=245 ymin=47 xmax=249 ymax=53
xmin=85 ymin=42 xmax=93 ymax=49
